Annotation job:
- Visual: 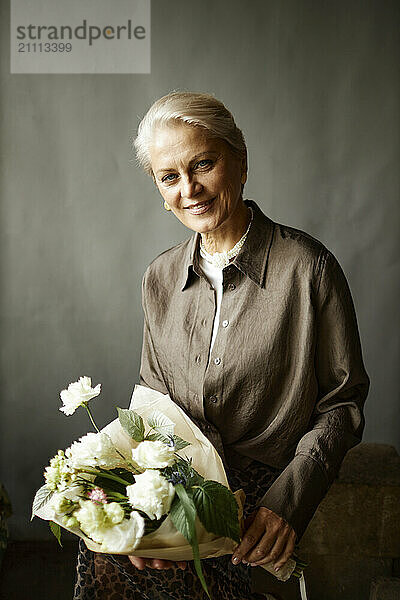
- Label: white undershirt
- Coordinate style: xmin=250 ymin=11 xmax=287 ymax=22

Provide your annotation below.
xmin=199 ymin=255 xmax=224 ymax=360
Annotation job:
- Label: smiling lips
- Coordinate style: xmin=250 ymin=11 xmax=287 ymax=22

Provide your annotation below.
xmin=185 ymin=197 xmax=215 ymax=215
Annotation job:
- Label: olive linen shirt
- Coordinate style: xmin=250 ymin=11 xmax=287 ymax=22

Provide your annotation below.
xmin=139 ymin=199 xmax=370 ymax=539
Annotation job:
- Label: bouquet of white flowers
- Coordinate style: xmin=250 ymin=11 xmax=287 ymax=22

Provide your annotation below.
xmin=32 ymin=378 xmax=306 ymax=597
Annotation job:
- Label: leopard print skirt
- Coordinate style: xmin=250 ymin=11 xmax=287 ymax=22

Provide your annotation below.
xmin=73 ymin=460 xmax=281 ymax=600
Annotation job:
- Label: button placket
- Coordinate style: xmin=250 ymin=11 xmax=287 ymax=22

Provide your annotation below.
xmin=188 ymin=276 xmax=215 ymax=422
xmin=206 ymin=272 xmax=234 ymax=381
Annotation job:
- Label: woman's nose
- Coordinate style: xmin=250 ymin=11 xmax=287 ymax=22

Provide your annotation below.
xmin=180 ymin=176 xmax=202 ymax=199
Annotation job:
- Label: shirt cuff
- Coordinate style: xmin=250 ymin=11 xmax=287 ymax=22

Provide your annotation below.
xmin=258 ymin=453 xmax=329 ymax=540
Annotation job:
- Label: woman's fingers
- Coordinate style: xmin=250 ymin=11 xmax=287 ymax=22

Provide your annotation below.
xmin=245 ymin=529 xmax=283 ymax=565
xmin=128 ymin=555 xmax=147 ymax=570
xmin=245 ymin=516 xmax=289 ymax=565
xmin=232 ymin=506 xmax=297 ymax=570
xmin=128 ymin=556 xmax=185 ymax=570
xmin=150 ymin=559 xmax=175 ymax=569
xmin=251 ymin=528 xmax=296 ymax=570
xmin=231 ymin=510 xmax=266 ymax=565
xmin=271 ymin=530 xmax=296 ymax=570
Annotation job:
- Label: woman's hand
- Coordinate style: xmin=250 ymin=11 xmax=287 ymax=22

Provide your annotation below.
xmin=128 ymin=556 xmax=187 ymax=570
xmin=231 ymin=507 xmax=296 ymax=571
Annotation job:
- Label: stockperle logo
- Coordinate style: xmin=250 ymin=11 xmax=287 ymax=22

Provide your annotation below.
xmin=11 ymin=0 xmax=150 ymax=74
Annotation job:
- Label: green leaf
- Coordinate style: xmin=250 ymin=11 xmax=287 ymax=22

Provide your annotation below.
xmin=93 ymin=467 xmax=135 ymax=493
xmin=145 ymin=431 xmax=169 ymax=443
xmin=163 ymin=457 xmax=203 ymax=489
xmin=117 ymin=408 xmax=145 ymax=442
xmin=192 ymin=480 xmax=240 ymax=543
xmin=31 ymin=485 xmax=54 ymax=521
xmin=93 ymin=469 xmax=134 ymax=495
xmin=145 ymin=431 xmax=190 ymax=452
xmin=147 ymin=410 xmax=174 ymax=436
xmin=173 ymin=456 xmax=204 ymax=486
xmin=170 ymin=485 xmax=196 ymax=542
xmin=49 ymin=521 xmax=63 ymax=547
xmin=170 ymin=484 xmax=210 ymax=598
xmin=172 ymin=436 xmax=190 ymax=451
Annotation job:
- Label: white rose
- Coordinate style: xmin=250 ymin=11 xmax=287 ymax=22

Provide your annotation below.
xmin=100 ymin=511 xmax=145 ymax=553
xmin=60 ymin=376 xmax=101 ymax=416
xmin=66 ymin=432 xmax=123 ymax=469
xmin=131 ymin=440 xmax=175 ymax=469
xmin=126 ymin=470 xmax=175 ymax=520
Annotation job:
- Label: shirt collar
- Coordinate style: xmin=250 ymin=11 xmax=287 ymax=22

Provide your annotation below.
xmin=181 ymin=199 xmax=275 ymax=291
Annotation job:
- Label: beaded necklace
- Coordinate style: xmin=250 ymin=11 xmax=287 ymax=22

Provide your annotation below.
xmin=199 ymin=208 xmax=253 ymax=269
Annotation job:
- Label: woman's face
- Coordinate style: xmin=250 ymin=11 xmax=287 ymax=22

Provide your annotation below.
xmin=149 ymin=123 xmax=246 ymax=235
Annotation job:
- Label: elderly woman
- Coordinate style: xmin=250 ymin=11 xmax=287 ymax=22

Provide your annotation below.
xmin=74 ymin=92 xmax=369 ymax=600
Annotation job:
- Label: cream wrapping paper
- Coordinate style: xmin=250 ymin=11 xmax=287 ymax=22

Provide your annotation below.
xmin=36 ymin=385 xmax=295 ymax=581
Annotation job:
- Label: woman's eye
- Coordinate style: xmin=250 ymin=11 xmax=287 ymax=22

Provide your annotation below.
xmin=161 ymin=173 xmax=177 ymax=183
xmin=195 ymin=159 xmax=213 ymax=169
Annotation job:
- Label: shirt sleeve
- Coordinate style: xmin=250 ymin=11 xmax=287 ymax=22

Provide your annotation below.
xmin=258 ymin=250 xmax=370 ymax=540
xmin=139 ymin=271 xmax=170 ymax=395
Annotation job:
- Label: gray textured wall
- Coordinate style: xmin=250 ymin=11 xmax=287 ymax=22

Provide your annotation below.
xmin=1 ymin=0 xmax=398 ymax=540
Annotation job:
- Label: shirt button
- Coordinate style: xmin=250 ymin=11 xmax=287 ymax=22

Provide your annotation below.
xmin=214 ymin=357 xmax=221 ymax=365
xmin=195 ymin=355 xmax=201 ymax=364
xmin=227 ymin=283 xmax=236 ymax=291
xmin=201 ymin=319 xmax=207 ymax=327
xmin=209 ymin=395 xmax=218 ymax=403
xmin=222 ymin=319 xmax=229 ymax=328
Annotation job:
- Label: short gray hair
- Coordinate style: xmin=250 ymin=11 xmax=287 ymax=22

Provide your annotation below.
xmin=133 ymin=91 xmax=247 ymax=175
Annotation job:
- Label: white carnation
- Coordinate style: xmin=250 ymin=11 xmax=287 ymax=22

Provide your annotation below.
xmin=51 ymin=493 xmax=74 ymax=516
xmin=103 ymin=502 xmax=125 ymax=524
xmin=62 ymin=515 xmax=79 ymax=528
xmin=126 ymin=470 xmax=175 ymax=520
xmin=50 ymin=488 xmax=81 ymax=520
xmin=74 ymin=500 xmax=108 ymax=543
xmin=66 ymin=432 xmax=123 ymax=469
xmin=60 ymin=376 xmax=101 ymax=416
xmin=100 ymin=511 xmax=145 ymax=552
xmin=74 ymin=500 xmax=144 ymax=552
xmin=131 ymin=440 xmax=175 ymax=469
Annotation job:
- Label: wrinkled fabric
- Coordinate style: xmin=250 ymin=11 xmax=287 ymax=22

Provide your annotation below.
xmin=140 ymin=199 xmax=370 ymax=539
